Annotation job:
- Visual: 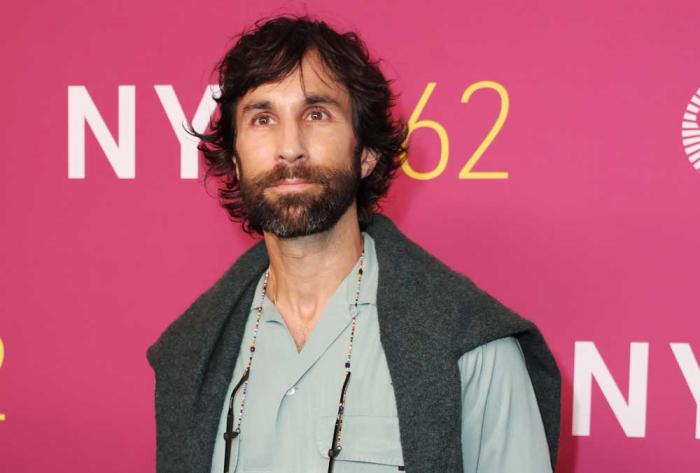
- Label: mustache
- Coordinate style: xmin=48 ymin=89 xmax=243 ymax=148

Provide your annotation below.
xmin=253 ymin=163 xmax=331 ymax=188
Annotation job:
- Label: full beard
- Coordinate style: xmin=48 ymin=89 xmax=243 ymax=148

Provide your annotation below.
xmin=239 ymin=157 xmax=361 ymax=239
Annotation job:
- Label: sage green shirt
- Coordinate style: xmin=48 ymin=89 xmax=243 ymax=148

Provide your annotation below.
xmin=210 ymin=232 xmax=552 ymax=473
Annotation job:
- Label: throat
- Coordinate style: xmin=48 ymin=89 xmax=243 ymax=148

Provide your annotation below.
xmin=284 ymin=316 xmax=318 ymax=354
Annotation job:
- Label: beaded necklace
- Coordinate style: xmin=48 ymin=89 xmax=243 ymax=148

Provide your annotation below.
xmin=224 ymin=243 xmax=366 ymax=472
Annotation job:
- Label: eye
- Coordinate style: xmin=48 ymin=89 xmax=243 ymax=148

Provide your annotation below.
xmin=306 ymin=108 xmax=329 ymax=121
xmin=251 ymin=114 xmax=274 ymax=126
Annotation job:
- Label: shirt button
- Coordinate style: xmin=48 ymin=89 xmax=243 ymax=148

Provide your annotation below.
xmin=286 ymin=386 xmax=296 ymax=396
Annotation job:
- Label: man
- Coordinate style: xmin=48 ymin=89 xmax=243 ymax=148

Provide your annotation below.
xmin=147 ymin=15 xmax=561 ymax=473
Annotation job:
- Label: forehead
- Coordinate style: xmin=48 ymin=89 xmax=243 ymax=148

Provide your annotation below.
xmin=236 ymin=50 xmax=351 ymax=114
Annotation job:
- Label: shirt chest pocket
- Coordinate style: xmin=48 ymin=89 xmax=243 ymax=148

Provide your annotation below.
xmin=315 ymin=415 xmax=405 ymax=472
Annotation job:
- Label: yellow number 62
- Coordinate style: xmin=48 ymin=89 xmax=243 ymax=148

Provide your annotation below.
xmin=401 ymin=81 xmax=510 ymax=180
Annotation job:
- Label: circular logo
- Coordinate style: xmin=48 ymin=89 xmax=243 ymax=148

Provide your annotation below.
xmin=682 ymin=87 xmax=700 ymax=171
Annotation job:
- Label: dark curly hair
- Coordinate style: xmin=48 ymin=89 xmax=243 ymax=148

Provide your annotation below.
xmin=189 ymin=14 xmax=408 ymax=236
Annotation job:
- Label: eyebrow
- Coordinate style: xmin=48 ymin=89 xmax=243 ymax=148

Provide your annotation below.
xmin=240 ymin=94 xmax=343 ymax=117
xmin=304 ymin=94 xmax=342 ymax=108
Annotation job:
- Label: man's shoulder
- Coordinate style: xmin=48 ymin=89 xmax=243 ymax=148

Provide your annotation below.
xmin=366 ymin=213 xmax=486 ymax=294
xmin=412 ymin=250 xmax=532 ymax=354
xmin=367 ymin=213 xmax=533 ymax=353
xmin=146 ymin=238 xmax=268 ymax=371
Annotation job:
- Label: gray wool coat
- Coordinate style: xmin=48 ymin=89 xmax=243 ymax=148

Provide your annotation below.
xmin=146 ymin=212 xmax=562 ymax=472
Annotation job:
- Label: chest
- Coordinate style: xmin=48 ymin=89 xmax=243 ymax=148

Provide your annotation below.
xmin=210 ymin=303 xmax=405 ymax=473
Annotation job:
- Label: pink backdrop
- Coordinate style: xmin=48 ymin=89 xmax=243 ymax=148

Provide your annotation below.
xmin=1 ymin=0 xmax=699 ymax=471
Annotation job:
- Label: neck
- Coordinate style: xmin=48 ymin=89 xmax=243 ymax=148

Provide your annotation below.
xmin=261 ymin=205 xmax=364 ymax=324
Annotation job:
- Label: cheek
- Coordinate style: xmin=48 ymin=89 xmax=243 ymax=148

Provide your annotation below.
xmin=306 ymin=127 xmax=356 ymax=163
xmin=236 ymin=133 xmax=275 ymax=174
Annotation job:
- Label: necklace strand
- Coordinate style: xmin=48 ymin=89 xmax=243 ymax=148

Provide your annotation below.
xmin=232 ymin=246 xmax=366 ymax=456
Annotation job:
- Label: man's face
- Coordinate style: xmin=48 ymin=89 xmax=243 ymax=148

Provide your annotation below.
xmin=234 ymin=50 xmax=375 ymax=238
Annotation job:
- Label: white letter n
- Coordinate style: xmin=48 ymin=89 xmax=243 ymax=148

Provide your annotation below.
xmin=68 ymin=85 xmax=136 ymax=179
xmin=573 ymin=341 xmax=648 ymax=437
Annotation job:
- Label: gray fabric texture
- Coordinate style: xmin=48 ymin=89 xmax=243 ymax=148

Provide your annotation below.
xmin=146 ymin=212 xmax=562 ymax=472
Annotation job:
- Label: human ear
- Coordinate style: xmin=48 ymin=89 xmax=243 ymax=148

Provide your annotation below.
xmin=360 ymin=148 xmax=379 ymax=179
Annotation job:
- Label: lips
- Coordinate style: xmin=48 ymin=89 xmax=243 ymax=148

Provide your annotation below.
xmin=271 ymin=178 xmax=317 ymax=187
xmin=274 ymin=178 xmax=311 ymax=185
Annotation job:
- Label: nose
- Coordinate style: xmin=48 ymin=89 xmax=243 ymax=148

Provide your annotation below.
xmin=276 ymin=118 xmax=307 ymax=164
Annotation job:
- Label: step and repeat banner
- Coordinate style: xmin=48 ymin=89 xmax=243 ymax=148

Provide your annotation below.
xmin=1 ymin=0 xmax=699 ymax=471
